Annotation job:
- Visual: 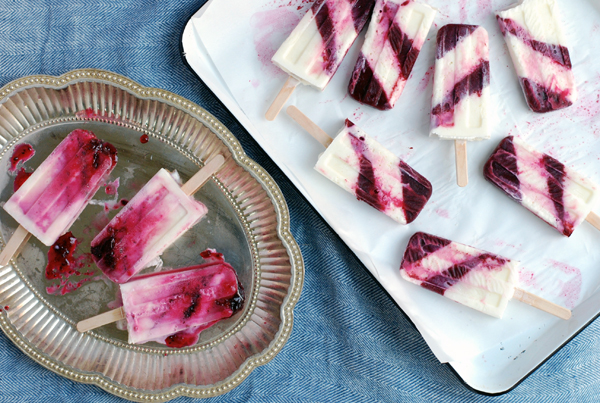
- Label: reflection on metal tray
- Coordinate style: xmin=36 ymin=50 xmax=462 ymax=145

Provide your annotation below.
xmin=0 ymin=69 xmax=304 ymax=401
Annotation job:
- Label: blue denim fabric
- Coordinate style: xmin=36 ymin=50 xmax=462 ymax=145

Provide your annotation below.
xmin=0 ymin=1 xmax=598 ymax=402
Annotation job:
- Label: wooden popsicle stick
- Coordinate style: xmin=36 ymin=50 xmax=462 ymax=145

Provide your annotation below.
xmin=77 ymin=307 xmax=125 ymax=332
xmin=14 ymin=231 xmax=32 ymax=258
xmin=454 ymin=140 xmax=468 ymax=187
xmin=265 ymin=76 xmax=300 ymax=121
xmin=0 ymin=225 xmax=31 ymax=266
xmin=513 ymin=288 xmax=571 ymax=320
xmin=585 ymin=211 xmax=600 ymax=231
xmin=286 ymin=105 xmax=333 ymax=148
xmin=180 ymin=154 xmax=225 ymax=196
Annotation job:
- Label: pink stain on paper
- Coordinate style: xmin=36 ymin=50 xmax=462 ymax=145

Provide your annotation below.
xmin=519 ymin=260 xmax=582 ymax=309
xmin=352 ymin=108 xmax=364 ymax=122
xmin=572 ymin=89 xmax=600 ymax=120
xmin=548 ymin=259 xmax=582 ymax=309
xmin=435 ymin=208 xmax=449 ymax=219
xmin=417 ymin=66 xmax=434 ymax=92
xmin=250 ymin=8 xmax=302 ymax=78
xmin=476 ymin=0 xmax=492 ymax=17
xmin=519 ymin=268 xmax=537 ymax=288
xmin=459 ymin=0 xmax=468 ymax=22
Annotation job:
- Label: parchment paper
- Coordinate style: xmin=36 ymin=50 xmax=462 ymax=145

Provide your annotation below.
xmin=192 ymin=0 xmax=600 ymax=363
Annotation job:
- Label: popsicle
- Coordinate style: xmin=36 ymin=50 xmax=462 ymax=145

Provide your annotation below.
xmin=91 ymin=155 xmax=225 ymax=284
xmin=484 ymin=136 xmax=600 ymax=236
xmin=77 ymin=249 xmax=245 ymax=346
xmin=286 ymin=105 xmax=431 ymax=224
xmin=348 ymin=0 xmax=436 ymax=110
xmin=265 ymin=0 xmax=376 ymax=120
xmin=430 ymin=24 xmax=490 ymax=187
xmin=0 ymin=129 xmax=117 ymax=265
xmin=496 ymin=0 xmax=576 ymax=113
xmin=400 ymin=232 xmax=571 ymax=319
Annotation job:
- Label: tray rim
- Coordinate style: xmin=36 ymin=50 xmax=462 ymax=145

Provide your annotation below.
xmin=0 ymin=68 xmax=305 ymax=401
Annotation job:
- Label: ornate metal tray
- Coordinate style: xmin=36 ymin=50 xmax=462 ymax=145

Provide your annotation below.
xmin=0 ymin=69 xmax=303 ymax=401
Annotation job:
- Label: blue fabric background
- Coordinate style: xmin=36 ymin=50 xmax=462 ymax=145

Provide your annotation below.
xmin=0 ymin=1 xmax=598 ymax=402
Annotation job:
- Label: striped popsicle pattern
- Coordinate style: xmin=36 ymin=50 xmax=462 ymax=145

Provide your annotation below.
xmin=400 ymin=232 xmax=519 ymax=319
xmin=348 ymin=0 xmax=436 ymax=110
xmin=484 ymin=136 xmax=600 ymax=236
xmin=430 ymin=24 xmax=490 ymax=141
xmin=272 ymin=0 xmax=376 ymax=90
xmin=496 ymin=0 xmax=576 ymax=113
xmin=314 ymin=119 xmax=432 ymax=224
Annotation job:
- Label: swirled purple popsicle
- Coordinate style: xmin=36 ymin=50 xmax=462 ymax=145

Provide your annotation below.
xmin=4 ymin=129 xmax=117 ymax=246
xmin=484 ymin=136 xmax=600 ymax=236
xmin=120 ymin=250 xmax=244 ymax=346
xmin=496 ymin=0 xmax=576 ymax=112
xmin=315 ymin=119 xmax=432 ymax=224
xmin=348 ymin=0 xmax=436 ymax=110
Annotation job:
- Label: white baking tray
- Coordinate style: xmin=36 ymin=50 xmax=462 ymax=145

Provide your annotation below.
xmin=181 ymin=0 xmax=600 ymax=394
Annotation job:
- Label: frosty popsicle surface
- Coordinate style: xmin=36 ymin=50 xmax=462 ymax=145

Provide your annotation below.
xmin=348 ymin=0 xmax=436 ymax=110
xmin=314 ymin=118 xmax=432 ymax=224
xmin=484 ymin=136 xmax=600 ymax=237
xmin=430 ymin=24 xmax=490 ymax=141
xmin=266 ymin=0 xmax=376 ymax=120
xmin=272 ymin=0 xmax=376 ymax=90
xmin=400 ymin=232 xmax=572 ymax=319
xmin=496 ymin=0 xmax=576 ymax=113
xmin=3 ymin=129 xmax=117 ymax=246
xmin=77 ymin=250 xmax=245 ymax=347
xmin=120 ymin=250 xmax=244 ymax=345
xmin=91 ymin=168 xmax=209 ymax=283
xmin=400 ymin=232 xmax=520 ymax=318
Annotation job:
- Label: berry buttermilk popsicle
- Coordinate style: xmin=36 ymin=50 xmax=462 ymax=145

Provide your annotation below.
xmin=91 ymin=155 xmax=225 ymax=284
xmin=0 ymin=129 xmax=117 ymax=265
xmin=400 ymin=232 xmax=571 ymax=319
xmin=484 ymin=136 xmax=600 ymax=236
xmin=77 ymin=250 xmax=245 ymax=347
xmin=430 ymin=24 xmax=490 ymax=187
xmin=348 ymin=0 xmax=436 ymax=110
xmin=496 ymin=0 xmax=576 ymax=113
xmin=286 ymin=105 xmax=432 ymax=224
xmin=265 ymin=0 xmax=376 ymax=120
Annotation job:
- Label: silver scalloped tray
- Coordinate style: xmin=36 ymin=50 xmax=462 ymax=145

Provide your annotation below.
xmin=0 ymin=69 xmax=303 ymax=401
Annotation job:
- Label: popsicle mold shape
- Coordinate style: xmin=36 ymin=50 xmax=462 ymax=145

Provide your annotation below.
xmin=121 ymin=251 xmax=244 ymax=345
xmin=400 ymin=231 xmax=572 ymax=319
xmin=496 ymin=0 xmax=576 ymax=112
xmin=400 ymin=232 xmax=519 ymax=318
xmin=484 ymin=136 xmax=600 ymax=237
xmin=348 ymin=0 xmax=436 ymax=110
xmin=91 ymin=168 xmax=208 ymax=283
xmin=430 ymin=24 xmax=490 ymax=141
xmin=272 ymin=0 xmax=376 ymax=91
xmin=3 ymin=129 xmax=117 ymax=246
xmin=314 ymin=119 xmax=432 ymax=224
xmin=77 ymin=250 xmax=245 ymax=347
